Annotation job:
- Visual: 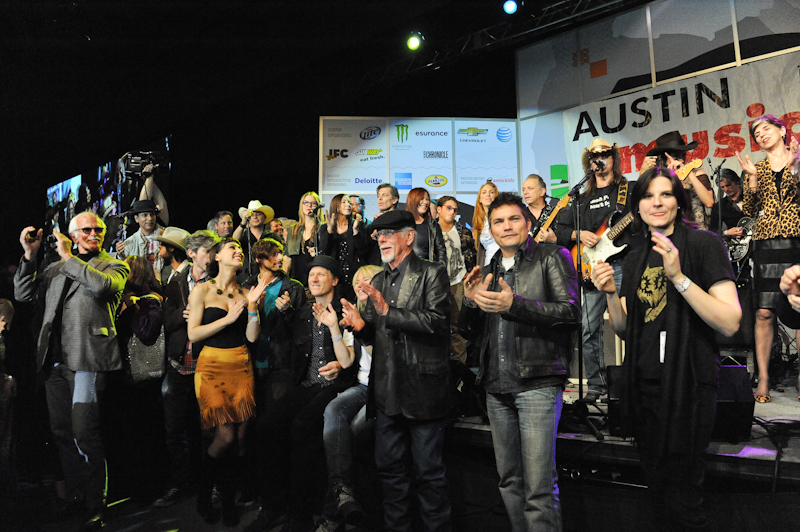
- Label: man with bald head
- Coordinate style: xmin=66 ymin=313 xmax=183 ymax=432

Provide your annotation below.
xmin=15 ymin=211 xmax=129 ymax=531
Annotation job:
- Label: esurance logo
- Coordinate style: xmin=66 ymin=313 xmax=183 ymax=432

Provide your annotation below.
xmin=425 ymin=175 xmax=447 ymax=187
xmin=457 ymin=127 xmax=488 ymax=136
xmin=360 ymin=126 xmax=381 ymax=140
xmin=326 ymin=149 xmax=348 ymax=160
xmin=395 ymin=124 xmax=409 ymax=143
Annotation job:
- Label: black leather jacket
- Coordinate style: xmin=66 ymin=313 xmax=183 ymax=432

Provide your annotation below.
xmin=459 ymin=237 xmax=580 ymax=384
xmin=412 ymin=217 xmax=447 ymax=266
xmin=360 ymin=253 xmax=451 ymax=420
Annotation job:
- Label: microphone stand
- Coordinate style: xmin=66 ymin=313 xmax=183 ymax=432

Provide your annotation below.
xmin=565 ymin=166 xmax=604 ymax=441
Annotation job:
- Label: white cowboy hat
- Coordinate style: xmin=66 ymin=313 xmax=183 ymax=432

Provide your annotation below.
xmin=238 ymin=200 xmax=274 ymax=223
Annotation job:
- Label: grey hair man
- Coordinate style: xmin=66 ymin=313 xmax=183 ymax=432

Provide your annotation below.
xmin=15 ymin=211 xmax=130 ymax=530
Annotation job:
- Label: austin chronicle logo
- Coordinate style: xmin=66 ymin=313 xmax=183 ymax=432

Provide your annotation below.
xmin=396 ymin=124 xmax=409 ymax=143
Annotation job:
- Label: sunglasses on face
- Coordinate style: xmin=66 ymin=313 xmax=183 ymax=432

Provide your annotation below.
xmin=77 ymin=227 xmax=105 ymax=235
xmin=372 ymin=229 xmax=401 ymax=240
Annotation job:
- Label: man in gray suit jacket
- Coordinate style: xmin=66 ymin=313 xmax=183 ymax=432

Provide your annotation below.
xmin=15 ymin=211 xmax=129 ymax=531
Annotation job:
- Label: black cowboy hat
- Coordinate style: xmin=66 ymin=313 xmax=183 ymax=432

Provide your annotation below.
xmin=646 ymin=131 xmax=698 ymax=157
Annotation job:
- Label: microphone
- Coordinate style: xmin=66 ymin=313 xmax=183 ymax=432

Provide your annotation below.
xmin=594 ymin=159 xmax=606 ymax=171
xmin=313 ymin=203 xmax=326 ymax=213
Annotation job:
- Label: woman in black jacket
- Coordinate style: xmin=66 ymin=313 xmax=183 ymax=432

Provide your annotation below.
xmin=406 ymin=187 xmax=446 ymax=266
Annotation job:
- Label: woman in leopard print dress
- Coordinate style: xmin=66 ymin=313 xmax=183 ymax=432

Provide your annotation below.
xmin=737 ymin=114 xmax=800 ymax=402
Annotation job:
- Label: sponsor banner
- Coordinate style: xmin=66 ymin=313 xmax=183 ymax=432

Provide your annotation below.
xmin=454 ymin=120 xmax=518 ymax=191
xmin=321 ymin=118 xmax=388 ymax=192
xmin=389 ymin=119 xmax=454 ymax=192
xmin=561 ymin=52 xmax=800 ymax=182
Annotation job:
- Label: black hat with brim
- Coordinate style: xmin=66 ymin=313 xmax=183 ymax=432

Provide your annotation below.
xmin=130 ymin=199 xmax=159 ymax=215
xmin=646 ymin=130 xmax=698 ymax=157
xmin=307 ymin=255 xmax=342 ymax=280
xmin=365 ymin=210 xmax=416 ymax=233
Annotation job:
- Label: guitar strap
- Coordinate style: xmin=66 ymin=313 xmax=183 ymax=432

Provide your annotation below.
xmin=616 ymin=181 xmax=628 ymax=210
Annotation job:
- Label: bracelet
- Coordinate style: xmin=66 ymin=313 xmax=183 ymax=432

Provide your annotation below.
xmin=330 ymin=334 xmax=343 ymax=343
xmin=248 ymin=316 xmax=259 ymax=323
xmin=4 ymin=375 xmax=13 ymax=381
xmin=240 ymin=223 xmax=247 ymax=228
xmin=674 ymin=276 xmax=692 ymax=293
xmin=247 ymin=311 xmax=258 ymax=316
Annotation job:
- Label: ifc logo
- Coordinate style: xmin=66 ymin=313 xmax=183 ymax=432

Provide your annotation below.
xmin=496 ymin=128 xmax=512 ymax=142
xmin=360 ymin=127 xmax=381 ymax=140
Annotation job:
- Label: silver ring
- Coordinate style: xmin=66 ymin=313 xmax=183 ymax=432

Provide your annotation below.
xmin=666 ymin=247 xmax=673 ymax=253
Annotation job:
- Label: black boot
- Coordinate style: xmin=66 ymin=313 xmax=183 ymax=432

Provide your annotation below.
xmin=197 ymin=453 xmax=220 ymax=524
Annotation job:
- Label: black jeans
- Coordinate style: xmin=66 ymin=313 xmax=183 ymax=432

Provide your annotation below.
xmin=255 ymin=383 xmax=340 ymax=520
xmin=162 ymin=365 xmax=201 ymax=488
xmin=634 ymin=380 xmax=716 ymax=531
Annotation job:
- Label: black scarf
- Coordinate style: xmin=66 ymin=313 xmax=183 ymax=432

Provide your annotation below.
xmin=621 ymin=223 xmax=701 ymax=461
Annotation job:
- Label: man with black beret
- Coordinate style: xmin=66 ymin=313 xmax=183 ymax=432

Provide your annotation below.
xmin=341 ymin=209 xmax=453 ymax=532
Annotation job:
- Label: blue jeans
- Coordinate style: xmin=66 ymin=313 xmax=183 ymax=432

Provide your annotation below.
xmin=375 ymin=411 xmax=451 ymax=532
xmin=46 ymin=364 xmax=106 ymax=511
xmin=486 ymin=386 xmax=563 ymax=532
xmin=323 ymin=384 xmax=369 ymax=488
xmin=581 ymin=260 xmax=623 ymax=395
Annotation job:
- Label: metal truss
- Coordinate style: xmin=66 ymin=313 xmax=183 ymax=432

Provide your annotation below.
xmin=348 ymin=0 xmax=647 ymax=94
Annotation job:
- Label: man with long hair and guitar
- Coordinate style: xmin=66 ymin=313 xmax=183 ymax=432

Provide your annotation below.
xmin=554 ymin=138 xmax=633 ymax=403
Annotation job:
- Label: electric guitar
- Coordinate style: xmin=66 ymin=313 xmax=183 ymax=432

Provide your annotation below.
xmin=572 ymin=211 xmax=634 ymax=280
xmin=676 ymin=158 xmax=703 ymax=180
xmin=726 ymin=217 xmax=754 ymax=262
xmin=533 ymin=195 xmax=570 ymax=242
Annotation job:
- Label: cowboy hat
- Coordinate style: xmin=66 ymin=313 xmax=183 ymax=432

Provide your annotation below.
xmin=581 ymin=138 xmax=620 ymax=173
xmin=645 ymin=130 xmax=698 ymax=157
xmin=238 ymin=200 xmax=274 ymax=224
xmin=155 ymin=226 xmax=191 ymax=251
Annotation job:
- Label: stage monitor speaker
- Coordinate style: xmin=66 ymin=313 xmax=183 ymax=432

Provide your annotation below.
xmin=606 ymin=365 xmax=629 ymax=438
xmin=712 ymin=364 xmax=754 ymax=443
xmin=716 ymin=285 xmax=754 ymax=347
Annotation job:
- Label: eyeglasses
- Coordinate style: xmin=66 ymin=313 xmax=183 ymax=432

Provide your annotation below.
xmin=441 ymin=205 xmax=458 ymax=213
xmin=302 ymin=201 xmax=318 ymax=207
xmin=77 ymin=227 xmax=105 ymax=235
xmin=372 ymin=229 xmax=401 ymax=240
xmin=590 ymin=151 xmax=612 ymax=160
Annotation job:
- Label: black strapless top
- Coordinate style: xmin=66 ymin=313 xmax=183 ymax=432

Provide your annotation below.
xmin=201 ymin=307 xmax=248 ymax=348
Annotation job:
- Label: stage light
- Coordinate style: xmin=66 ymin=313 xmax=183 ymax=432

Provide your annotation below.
xmin=503 ymin=1 xmax=518 ymax=14
xmin=407 ymin=32 xmax=424 ymax=51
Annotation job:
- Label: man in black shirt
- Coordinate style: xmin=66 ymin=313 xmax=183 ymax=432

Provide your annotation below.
xmin=554 ymin=138 xmax=632 ymax=402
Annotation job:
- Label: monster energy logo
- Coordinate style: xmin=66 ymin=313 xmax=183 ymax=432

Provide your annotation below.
xmin=396 ymin=124 xmax=409 ymax=143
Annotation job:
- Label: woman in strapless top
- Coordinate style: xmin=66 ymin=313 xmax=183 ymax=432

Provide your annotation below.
xmin=187 ymin=237 xmax=268 ymax=526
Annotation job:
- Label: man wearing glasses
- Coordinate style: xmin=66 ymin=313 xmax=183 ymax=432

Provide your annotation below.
xmin=341 ymin=210 xmax=452 ymax=532
xmin=554 ymin=138 xmax=632 ymax=403
xmin=436 ymin=196 xmax=476 ymax=364
xmin=15 ymin=211 xmax=129 ymax=531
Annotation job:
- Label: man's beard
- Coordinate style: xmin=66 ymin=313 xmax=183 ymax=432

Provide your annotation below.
xmin=380 ymin=249 xmax=395 ymax=264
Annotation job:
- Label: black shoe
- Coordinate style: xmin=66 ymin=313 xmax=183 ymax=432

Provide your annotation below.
xmin=79 ymin=509 xmax=105 ymax=531
xmin=578 ymin=392 xmax=603 ymax=403
xmin=314 ymin=517 xmax=345 ymax=532
xmin=334 ymin=484 xmax=364 ymax=522
xmin=153 ymin=486 xmax=183 ymax=507
xmin=243 ymin=507 xmax=286 ymax=532
xmin=237 ymin=488 xmax=259 ymax=507
xmin=221 ymin=485 xmax=239 ymax=528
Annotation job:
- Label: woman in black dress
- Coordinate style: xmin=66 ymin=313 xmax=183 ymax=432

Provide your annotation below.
xmin=319 ymin=193 xmax=369 ymax=301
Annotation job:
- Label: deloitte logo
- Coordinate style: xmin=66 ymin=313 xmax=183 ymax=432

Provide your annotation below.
xmin=360 ymin=126 xmax=381 ymax=140
xmin=496 ymin=128 xmax=513 ymax=142
xmin=395 ymin=124 xmax=409 ymax=143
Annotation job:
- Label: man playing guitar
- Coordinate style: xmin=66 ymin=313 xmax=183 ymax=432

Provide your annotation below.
xmin=554 ymin=138 xmax=634 ymax=403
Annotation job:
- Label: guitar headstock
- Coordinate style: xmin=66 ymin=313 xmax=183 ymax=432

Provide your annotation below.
xmin=676 ymin=159 xmax=703 ymax=181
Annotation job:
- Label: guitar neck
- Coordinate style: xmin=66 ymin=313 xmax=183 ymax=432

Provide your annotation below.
xmin=537 ymin=196 xmax=570 ymax=235
xmin=607 ymin=212 xmax=634 ymax=240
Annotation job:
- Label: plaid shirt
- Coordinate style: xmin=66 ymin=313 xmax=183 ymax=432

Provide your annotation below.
xmin=171 ymin=271 xmax=208 ymax=375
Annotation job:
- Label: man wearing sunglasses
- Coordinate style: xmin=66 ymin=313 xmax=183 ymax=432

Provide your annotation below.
xmin=15 ymin=211 xmax=129 ymax=531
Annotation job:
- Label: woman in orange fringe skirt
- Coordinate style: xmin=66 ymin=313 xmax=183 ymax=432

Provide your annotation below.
xmin=187 ymin=237 xmax=268 ymax=526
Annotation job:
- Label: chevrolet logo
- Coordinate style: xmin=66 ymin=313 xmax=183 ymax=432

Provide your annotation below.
xmin=458 ymin=128 xmax=488 ymax=136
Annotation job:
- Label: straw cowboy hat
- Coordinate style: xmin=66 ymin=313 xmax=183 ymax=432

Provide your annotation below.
xmin=581 ymin=138 xmax=620 ymax=173
xmin=238 ymin=200 xmax=274 ymax=224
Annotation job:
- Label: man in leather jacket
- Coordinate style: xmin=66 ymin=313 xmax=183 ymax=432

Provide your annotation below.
xmin=460 ymin=192 xmax=580 ymax=532
xmin=341 ymin=209 xmax=452 ymax=532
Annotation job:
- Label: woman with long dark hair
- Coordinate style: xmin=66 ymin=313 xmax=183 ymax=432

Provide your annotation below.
xmin=736 ymin=114 xmax=800 ymax=402
xmin=406 ymin=187 xmax=446 ymax=266
xmin=319 ymin=193 xmax=369 ymax=301
xmin=286 ymin=191 xmax=324 ymax=287
xmin=187 ymin=238 xmax=267 ymax=526
xmin=592 ymin=167 xmax=740 ymax=530
xmin=472 ymin=180 xmax=499 ymax=267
